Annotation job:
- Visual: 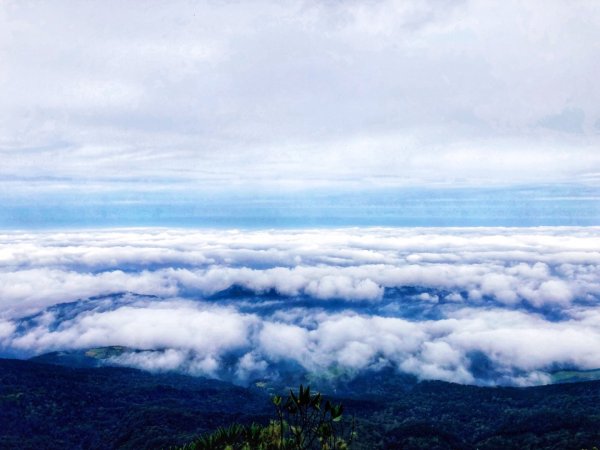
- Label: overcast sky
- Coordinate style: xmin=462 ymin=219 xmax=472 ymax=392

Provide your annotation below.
xmin=1 ymin=0 xmax=600 ymax=224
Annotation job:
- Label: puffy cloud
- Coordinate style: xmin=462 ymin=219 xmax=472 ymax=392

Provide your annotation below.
xmin=8 ymin=297 xmax=600 ymax=386
xmin=1 ymin=227 xmax=600 ymax=386
xmin=0 ymin=268 xmax=178 ymax=317
xmin=0 ymin=320 xmax=16 ymax=343
xmin=111 ymin=349 xmax=223 ymax=377
xmin=9 ymin=299 xmax=256 ymax=357
xmin=1 ymin=227 xmax=599 ymax=317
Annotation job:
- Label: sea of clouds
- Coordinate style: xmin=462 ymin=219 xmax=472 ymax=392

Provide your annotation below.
xmin=1 ymin=227 xmax=600 ymax=386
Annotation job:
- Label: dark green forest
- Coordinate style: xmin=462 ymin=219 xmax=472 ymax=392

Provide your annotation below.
xmin=2 ymin=357 xmax=600 ymax=449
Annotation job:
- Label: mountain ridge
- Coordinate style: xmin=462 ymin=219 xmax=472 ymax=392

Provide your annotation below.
xmin=3 ymin=357 xmax=600 ymax=449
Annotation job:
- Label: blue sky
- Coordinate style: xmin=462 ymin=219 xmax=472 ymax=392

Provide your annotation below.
xmin=2 ymin=185 xmax=600 ymax=228
xmin=1 ymin=0 xmax=600 ymax=227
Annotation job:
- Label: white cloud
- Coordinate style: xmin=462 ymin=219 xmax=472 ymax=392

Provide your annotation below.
xmin=0 ymin=320 xmax=16 ymax=343
xmin=9 ymin=297 xmax=600 ymax=386
xmin=1 ymin=1 xmax=599 ymax=193
xmin=1 ymin=227 xmax=600 ymax=318
xmin=8 ymin=299 xmax=258 ymax=371
xmin=1 ymin=227 xmax=600 ymax=385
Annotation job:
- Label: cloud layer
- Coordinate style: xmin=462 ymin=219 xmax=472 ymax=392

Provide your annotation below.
xmin=1 ymin=0 xmax=600 ymax=195
xmin=1 ymin=227 xmax=600 ymax=386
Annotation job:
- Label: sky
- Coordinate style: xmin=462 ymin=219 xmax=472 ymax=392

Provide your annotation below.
xmin=1 ymin=0 xmax=600 ymax=226
xmin=2 ymin=2 xmax=600 ymax=386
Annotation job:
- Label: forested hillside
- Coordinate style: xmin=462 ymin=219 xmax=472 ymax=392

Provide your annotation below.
xmin=2 ymin=358 xmax=600 ymax=449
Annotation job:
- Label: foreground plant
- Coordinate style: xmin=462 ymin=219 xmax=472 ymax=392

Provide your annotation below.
xmin=179 ymin=385 xmax=354 ymax=450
